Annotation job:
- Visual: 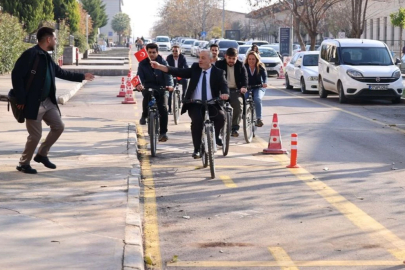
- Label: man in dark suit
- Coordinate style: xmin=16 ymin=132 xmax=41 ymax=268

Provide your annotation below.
xmin=215 ymin=48 xmax=248 ymax=137
xmin=150 ymin=50 xmax=229 ymax=158
xmin=166 ymin=45 xmax=189 ymax=112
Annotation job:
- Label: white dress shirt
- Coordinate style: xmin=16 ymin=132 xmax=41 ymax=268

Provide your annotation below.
xmin=192 ymin=67 xmax=213 ymax=100
xmin=174 ymin=58 xmax=178 ymax=68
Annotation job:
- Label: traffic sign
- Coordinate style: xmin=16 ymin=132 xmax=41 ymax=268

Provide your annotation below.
xmin=201 ymin=31 xmax=206 ymax=37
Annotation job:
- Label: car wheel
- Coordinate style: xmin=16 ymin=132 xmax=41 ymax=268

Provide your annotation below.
xmin=300 ymin=77 xmax=308 ymax=94
xmin=392 ymin=96 xmax=401 ymax=104
xmin=318 ymin=77 xmax=328 ymax=98
xmin=285 ymin=74 xmax=293 ymax=89
xmin=338 ymin=82 xmax=347 ymax=104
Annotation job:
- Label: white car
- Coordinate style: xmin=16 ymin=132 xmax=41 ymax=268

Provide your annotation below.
xmin=181 ymin=39 xmax=197 ymax=54
xmin=285 ymin=51 xmax=319 ymax=94
xmin=155 ymin=36 xmax=171 ymax=51
xmin=238 ymin=45 xmax=252 ymax=62
xmin=246 ymin=47 xmax=282 ymax=77
xmin=191 ymin=40 xmax=203 ymax=57
xmin=196 ymin=41 xmax=208 ymax=57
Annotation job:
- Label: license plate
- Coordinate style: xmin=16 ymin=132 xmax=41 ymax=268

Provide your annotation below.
xmin=369 ymin=84 xmax=388 ymax=90
xmin=267 ymin=67 xmax=275 ymax=70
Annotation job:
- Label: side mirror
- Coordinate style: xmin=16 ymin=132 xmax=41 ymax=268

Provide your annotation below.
xmin=330 ymin=57 xmax=339 ymax=65
xmin=395 ymin=58 xmax=401 ymax=65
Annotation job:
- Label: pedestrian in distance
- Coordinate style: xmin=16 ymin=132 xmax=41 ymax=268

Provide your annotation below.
xmin=210 ymin=43 xmax=219 ymax=63
xmin=135 ymin=43 xmax=174 ymax=142
xmin=12 ymin=27 xmax=95 ymax=174
xmin=244 ymin=51 xmax=268 ymax=127
xmin=251 ymin=44 xmax=259 ymax=54
xmin=150 ymin=50 xmax=229 ymax=159
xmin=215 ymin=47 xmax=248 ymax=137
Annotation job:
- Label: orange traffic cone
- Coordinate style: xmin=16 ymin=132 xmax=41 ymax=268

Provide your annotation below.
xmin=122 ymin=81 xmax=136 ymax=104
xmin=277 ymin=64 xmax=285 ymax=79
xmin=263 ymin=113 xmax=287 ymax=154
xmin=117 ymin=77 xmax=126 ymax=97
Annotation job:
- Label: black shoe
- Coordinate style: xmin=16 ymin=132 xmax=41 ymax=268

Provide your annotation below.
xmin=139 ymin=117 xmax=146 ymax=125
xmin=231 ymin=130 xmax=239 ymax=137
xmin=256 ymin=119 xmax=264 ymax=127
xmin=216 ymin=137 xmax=223 ymax=146
xmin=34 ymin=154 xmax=56 ymax=169
xmin=158 ymin=133 xmax=168 ymax=142
xmin=192 ymin=150 xmax=201 ymax=159
xmin=16 ymin=164 xmax=37 ymax=174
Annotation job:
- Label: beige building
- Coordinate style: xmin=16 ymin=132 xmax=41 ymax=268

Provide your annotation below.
xmin=99 ymin=0 xmax=124 ymax=43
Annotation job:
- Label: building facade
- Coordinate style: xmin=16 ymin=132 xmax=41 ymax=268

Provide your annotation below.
xmin=99 ymin=0 xmax=124 ymax=43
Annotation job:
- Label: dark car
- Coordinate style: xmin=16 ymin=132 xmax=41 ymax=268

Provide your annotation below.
xmin=216 ymin=40 xmax=239 ymax=58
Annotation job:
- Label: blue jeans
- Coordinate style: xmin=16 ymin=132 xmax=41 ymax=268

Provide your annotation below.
xmin=245 ymin=88 xmax=266 ymax=120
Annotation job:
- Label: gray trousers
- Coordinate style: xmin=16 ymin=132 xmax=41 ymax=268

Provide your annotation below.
xmin=229 ymin=89 xmax=243 ymax=131
xmin=20 ymin=98 xmax=64 ymax=165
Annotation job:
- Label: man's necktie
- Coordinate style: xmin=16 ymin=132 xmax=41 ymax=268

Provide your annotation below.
xmin=202 ymin=71 xmax=207 ymax=101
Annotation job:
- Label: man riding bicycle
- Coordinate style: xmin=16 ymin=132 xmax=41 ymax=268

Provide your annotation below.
xmin=215 ymin=48 xmax=248 ymax=137
xmin=210 ymin=44 xmax=219 ymax=63
xmin=150 ymin=50 xmax=229 ymax=158
xmin=136 ymin=43 xmax=173 ymax=142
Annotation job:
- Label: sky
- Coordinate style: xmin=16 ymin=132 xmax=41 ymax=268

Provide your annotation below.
xmin=122 ymin=0 xmax=254 ymax=39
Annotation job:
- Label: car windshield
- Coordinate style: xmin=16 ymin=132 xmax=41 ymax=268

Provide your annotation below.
xmin=258 ymin=48 xmax=278 ymax=57
xmin=185 ymin=40 xmax=194 ymax=45
xmin=341 ymin=47 xmax=393 ymax=65
xmin=156 ymin=37 xmax=169 ymax=42
xmin=303 ymin=54 xmax=319 ymax=66
xmin=239 ymin=47 xmax=250 ymax=54
xmin=218 ymin=41 xmax=238 ymax=48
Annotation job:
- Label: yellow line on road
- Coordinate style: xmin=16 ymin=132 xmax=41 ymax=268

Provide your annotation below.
xmin=219 ymin=175 xmax=237 ymax=188
xmin=167 ymin=260 xmax=404 ymax=267
xmin=137 ymin=125 xmax=162 ymax=269
xmin=271 ymin=87 xmax=405 ymax=135
xmin=151 ymin=164 xmax=279 ymax=169
xmin=268 ymin=247 xmax=299 ymax=270
xmin=255 ymin=135 xmax=405 ymax=260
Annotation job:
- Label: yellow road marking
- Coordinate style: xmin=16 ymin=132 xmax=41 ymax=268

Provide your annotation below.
xmin=270 ymin=87 xmax=405 ymax=135
xmin=137 ymin=125 xmax=162 ymax=269
xmin=268 ymin=247 xmax=299 ymax=270
xmin=219 ymin=175 xmax=237 ymax=188
xmin=151 ymin=164 xmax=281 ymax=169
xmin=255 ymin=135 xmax=405 ymax=260
xmin=167 ymin=260 xmax=404 ymax=267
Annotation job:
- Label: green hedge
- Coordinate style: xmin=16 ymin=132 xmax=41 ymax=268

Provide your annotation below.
xmin=0 ymin=12 xmax=27 ymax=74
xmin=73 ymin=32 xmax=89 ymax=53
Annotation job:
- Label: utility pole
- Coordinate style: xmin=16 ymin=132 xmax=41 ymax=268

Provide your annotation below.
xmin=222 ymin=0 xmax=225 ymax=38
xmin=203 ymin=1 xmax=206 ymax=40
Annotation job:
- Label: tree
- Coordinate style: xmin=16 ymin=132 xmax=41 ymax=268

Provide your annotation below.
xmin=349 ymin=0 xmax=369 ymax=38
xmin=390 ymin=8 xmax=405 ymax=57
xmin=77 ymin=3 xmax=93 ymax=36
xmin=53 ymin=0 xmax=80 ymax=32
xmin=81 ymin=0 xmax=108 ymax=42
xmin=0 ymin=0 xmax=54 ymax=34
xmin=111 ymin=12 xmax=131 ymax=45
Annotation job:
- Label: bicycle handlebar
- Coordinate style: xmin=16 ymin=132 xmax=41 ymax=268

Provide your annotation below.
xmin=247 ymin=84 xmax=263 ymax=90
xmin=182 ymin=97 xmax=222 ymax=105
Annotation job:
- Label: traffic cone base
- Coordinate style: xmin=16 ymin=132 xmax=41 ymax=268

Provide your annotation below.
xmin=263 ymin=113 xmax=287 ymax=154
xmin=286 ymin=164 xmax=300 ymax=168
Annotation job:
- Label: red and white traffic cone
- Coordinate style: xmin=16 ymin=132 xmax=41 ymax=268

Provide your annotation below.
xmin=286 ymin=133 xmax=300 ymax=168
xmin=263 ymin=113 xmax=287 ymax=154
xmin=117 ymin=77 xmax=126 ymax=97
xmin=277 ymin=64 xmax=285 ymax=79
xmin=122 ymin=82 xmax=136 ymax=104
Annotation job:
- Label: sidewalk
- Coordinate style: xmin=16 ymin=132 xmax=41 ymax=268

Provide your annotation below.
xmin=0 ymin=74 xmax=143 ymax=269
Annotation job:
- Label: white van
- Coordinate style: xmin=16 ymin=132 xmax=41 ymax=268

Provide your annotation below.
xmin=155 ymin=36 xmax=171 ymax=51
xmin=318 ymin=39 xmax=403 ymax=103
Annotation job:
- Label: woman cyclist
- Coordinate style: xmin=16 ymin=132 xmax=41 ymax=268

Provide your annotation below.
xmin=244 ymin=51 xmax=267 ymax=127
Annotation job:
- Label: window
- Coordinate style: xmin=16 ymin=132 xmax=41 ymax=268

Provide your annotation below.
xmin=320 ymin=44 xmax=328 ymax=60
xmin=370 ymin=19 xmax=373 ymax=39
xmin=341 ymin=47 xmax=392 ymax=65
xmin=391 ymin=24 xmax=395 ymax=45
xmin=377 ymin=18 xmax=380 ymax=40
xmin=303 ymin=54 xmax=319 ymax=66
xmin=364 ymin=21 xmax=367 ymax=39
xmin=384 ymin=17 xmax=387 ymax=43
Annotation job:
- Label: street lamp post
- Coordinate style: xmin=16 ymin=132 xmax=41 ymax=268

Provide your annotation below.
xmin=86 ymin=14 xmax=90 ymax=45
xmin=222 ymin=0 xmax=225 ymax=38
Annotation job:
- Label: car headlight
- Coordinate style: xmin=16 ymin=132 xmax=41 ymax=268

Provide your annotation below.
xmin=346 ymin=69 xmax=363 ymax=78
xmin=392 ymin=70 xmax=401 ymax=78
xmin=308 ymin=76 xmax=318 ymax=81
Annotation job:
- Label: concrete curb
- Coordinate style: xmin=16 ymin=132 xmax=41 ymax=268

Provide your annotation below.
xmin=124 ymin=123 xmax=144 ymax=270
xmin=57 ymin=80 xmax=88 ymax=105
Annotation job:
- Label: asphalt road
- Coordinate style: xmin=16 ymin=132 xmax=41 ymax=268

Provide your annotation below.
xmin=135 ymin=50 xmax=405 ymax=270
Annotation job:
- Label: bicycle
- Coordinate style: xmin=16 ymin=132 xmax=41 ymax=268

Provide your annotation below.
xmin=172 ymin=77 xmax=182 ymax=125
xmin=221 ymin=101 xmax=232 ymax=156
xmin=243 ymin=84 xmax=262 ymax=143
xmin=184 ymin=98 xmax=222 ymax=179
xmin=147 ymin=87 xmax=165 ymax=157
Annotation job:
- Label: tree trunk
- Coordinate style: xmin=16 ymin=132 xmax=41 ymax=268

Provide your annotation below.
xmin=400 ymin=27 xmax=403 ymax=57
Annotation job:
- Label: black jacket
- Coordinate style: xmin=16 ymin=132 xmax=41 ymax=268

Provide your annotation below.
xmin=166 ymin=53 xmax=189 ymax=69
xmin=244 ymin=64 xmax=267 ymax=86
xmin=12 ymin=45 xmax=85 ymax=120
xmin=166 ymin=63 xmax=229 ymax=114
xmin=137 ymin=55 xmax=173 ymax=89
xmin=215 ymin=59 xmax=248 ymax=89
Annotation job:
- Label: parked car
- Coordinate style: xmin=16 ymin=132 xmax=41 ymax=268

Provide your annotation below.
xmin=237 ymin=45 xmax=252 ymax=62
xmin=191 ymin=40 xmax=203 ymax=57
xmin=246 ymin=47 xmax=282 ymax=76
xmin=285 ymin=51 xmax=319 ymax=94
xmin=237 ymin=40 xmax=246 ymax=45
xmin=181 ymin=39 xmax=197 ymax=54
xmin=216 ymin=39 xmax=239 ymax=58
xmin=244 ymin=40 xmax=269 ymax=46
xmin=144 ymin=39 xmax=152 ymax=45
xmin=155 ymin=36 xmax=171 ymax=51
xmin=318 ymin=38 xmax=403 ymax=103
xmin=196 ymin=41 xmax=209 ymax=58
xmin=399 ymin=54 xmax=405 ymax=73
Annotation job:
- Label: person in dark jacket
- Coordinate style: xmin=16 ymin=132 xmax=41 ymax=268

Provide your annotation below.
xmin=12 ymin=27 xmax=94 ymax=174
xmin=166 ymin=45 xmax=189 ymax=112
xmin=244 ymin=51 xmax=268 ymax=127
xmin=215 ymin=48 xmax=248 ymax=137
xmin=135 ymin=43 xmax=173 ymax=142
xmin=150 ymin=50 xmax=229 ymax=158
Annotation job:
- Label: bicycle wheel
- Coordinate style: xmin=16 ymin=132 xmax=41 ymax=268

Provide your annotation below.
xmin=149 ymin=112 xmax=157 ymax=157
xmin=206 ymin=125 xmax=216 ymax=179
xmin=173 ymin=91 xmax=180 ymax=125
xmin=243 ymin=103 xmax=254 ymax=143
xmin=222 ymin=109 xmax=231 ymax=156
xmin=201 ymin=136 xmax=208 ymax=168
